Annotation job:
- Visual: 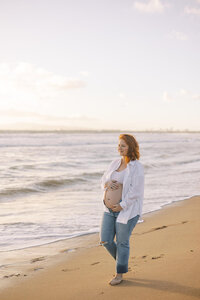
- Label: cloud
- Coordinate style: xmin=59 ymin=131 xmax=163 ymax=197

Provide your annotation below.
xmin=0 ymin=62 xmax=86 ymax=100
xmin=184 ymin=6 xmax=200 ymax=16
xmin=179 ymin=89 xmax=188 ymax=96
xmin=0 ymin=109 xmax=96 ymax=122
xmin=168 ymin=30 xmax=188 ymax=41
xmin=119 ymin=93 xmax=126 ymax=99
xmin=163 ymin=89 xmax=200 ymax=102
xmin=163 ymin=91 xmax=173 ymax=102
xmin=117 ymin=93 xmax=130 ymax=107
xmin=79 ymin=71 xmax=89 ymax=77
xmin=133 ymin=0 xmax=166 ymax=14
xmin=179 ymin=89 xmax=200 ymax=100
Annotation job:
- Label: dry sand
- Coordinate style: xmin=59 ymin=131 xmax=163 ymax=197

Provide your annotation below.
xmin=0 ymin=196 xmax=200 ymax=300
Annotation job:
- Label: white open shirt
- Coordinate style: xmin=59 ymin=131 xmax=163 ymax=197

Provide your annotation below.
xmin=101 ymin=158 xmax=144 ymax=224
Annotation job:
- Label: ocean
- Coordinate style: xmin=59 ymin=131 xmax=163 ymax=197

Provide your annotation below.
xmin=0 ymin=131 xmax=199 ymax=252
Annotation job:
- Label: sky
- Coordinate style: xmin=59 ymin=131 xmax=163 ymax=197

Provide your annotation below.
xmin=0 ymin=0 xmax=200 ymax=131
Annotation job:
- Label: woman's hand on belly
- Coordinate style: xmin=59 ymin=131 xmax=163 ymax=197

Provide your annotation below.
xmin=105 ymin=180 xmax=120 ymax=190
xmin=111 ymin=204 xmax=123 ymax=212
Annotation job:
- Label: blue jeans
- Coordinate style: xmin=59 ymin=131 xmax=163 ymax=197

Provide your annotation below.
xmin=100 ymin=208 xmax=139 ymax=274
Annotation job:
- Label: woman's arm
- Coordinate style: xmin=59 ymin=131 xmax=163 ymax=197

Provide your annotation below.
xmin=120 ymin=164 xmax=144 ymax=211
xmin=100 ymin=159 xmax=117 ymax=190
xmin=101 ymin=173 xmax=109 ymax=190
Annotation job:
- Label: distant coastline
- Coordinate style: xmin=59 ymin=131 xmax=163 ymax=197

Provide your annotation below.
xmin=0 ymin=129 xmax=200 ymax=134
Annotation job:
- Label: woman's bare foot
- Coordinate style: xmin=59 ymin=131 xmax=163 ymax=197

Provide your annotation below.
xmin=109 ymin=273 xmax=123 ymax=286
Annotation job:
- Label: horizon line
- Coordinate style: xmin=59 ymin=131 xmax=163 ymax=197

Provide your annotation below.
xmin=0 ymin=129 xmax=200 ymax=134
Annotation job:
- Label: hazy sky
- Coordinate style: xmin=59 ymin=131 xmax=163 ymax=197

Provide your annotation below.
xmin=0 ymin=0 xmax=200 ymax=130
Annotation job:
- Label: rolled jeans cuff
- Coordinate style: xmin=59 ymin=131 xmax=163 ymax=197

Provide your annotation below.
xmin=117 ymin=264 xmax=128 ymax=273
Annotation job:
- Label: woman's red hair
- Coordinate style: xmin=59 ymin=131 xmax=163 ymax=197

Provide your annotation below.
xmin=119 ymin=134 xmax=140 ymax=163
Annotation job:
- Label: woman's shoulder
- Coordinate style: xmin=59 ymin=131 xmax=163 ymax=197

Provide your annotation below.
xmin=109 ymin=158 xmax=121 ymax=167
xmin=112 ymin=157 xmax=121 ymax=163
xmin=105 ymin=158 xmax=120 ymax=170
xmin=129 ymin=160 xmax=144 ymax=173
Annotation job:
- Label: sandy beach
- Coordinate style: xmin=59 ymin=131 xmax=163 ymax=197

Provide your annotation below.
xmin=0 ymin=195 xmax=200 ymax=300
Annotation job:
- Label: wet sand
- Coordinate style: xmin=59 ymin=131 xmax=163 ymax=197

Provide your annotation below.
xmin=0 ymin=196 xmax=200 ymax=300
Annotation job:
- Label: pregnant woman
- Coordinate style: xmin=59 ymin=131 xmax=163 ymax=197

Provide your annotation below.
xmin=100 ymin=133 xmax=144 ymax=286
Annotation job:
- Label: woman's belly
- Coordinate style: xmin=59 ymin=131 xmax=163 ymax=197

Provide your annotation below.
xmin=104 ymin=183 xmax=123 ymax=209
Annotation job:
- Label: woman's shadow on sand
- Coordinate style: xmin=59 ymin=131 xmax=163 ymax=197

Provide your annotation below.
xmin=120 ymin=277 xmax=200 ymax=298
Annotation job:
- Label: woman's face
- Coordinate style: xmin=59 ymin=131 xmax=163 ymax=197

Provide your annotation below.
xmin=118 ymin=139 xmax=129 ymax=156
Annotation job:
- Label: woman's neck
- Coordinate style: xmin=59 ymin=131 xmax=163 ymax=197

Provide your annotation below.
xmin=121 ymin=156 xmax=127 ymax=165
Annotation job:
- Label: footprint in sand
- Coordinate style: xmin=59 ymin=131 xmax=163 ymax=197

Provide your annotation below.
xmin=152 ymin=254 xmax=164 ymax=260
xmin=62 ymin=267 xmax=80 ymax=272
xmin=141 ymin=221 xmax=189 ymax=236
xmin=3 ymin=273 xmax=27 ymax=279
xmin=60 ymin=248 xmax=77 ymax=253
xmin=140 ymin=226 xmax=168 ymax=235
xmin=154 ymin=225 xmax=167 ymax=231
xmin=34 ymin=267 xmax=44 ymax=271
xmin=0 ymin=265 xmax=6 ymax=268
xmin=31 ymin=256 xmax=46 ymax=263
xmin=91 ymin=262 xmax=100 ymax=266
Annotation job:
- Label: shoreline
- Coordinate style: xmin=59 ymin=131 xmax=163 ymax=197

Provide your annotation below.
xmin=1 ymin=195 xmax=200 ymax=299
xmin=1 ymin=194 xmax=196 ymax=254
